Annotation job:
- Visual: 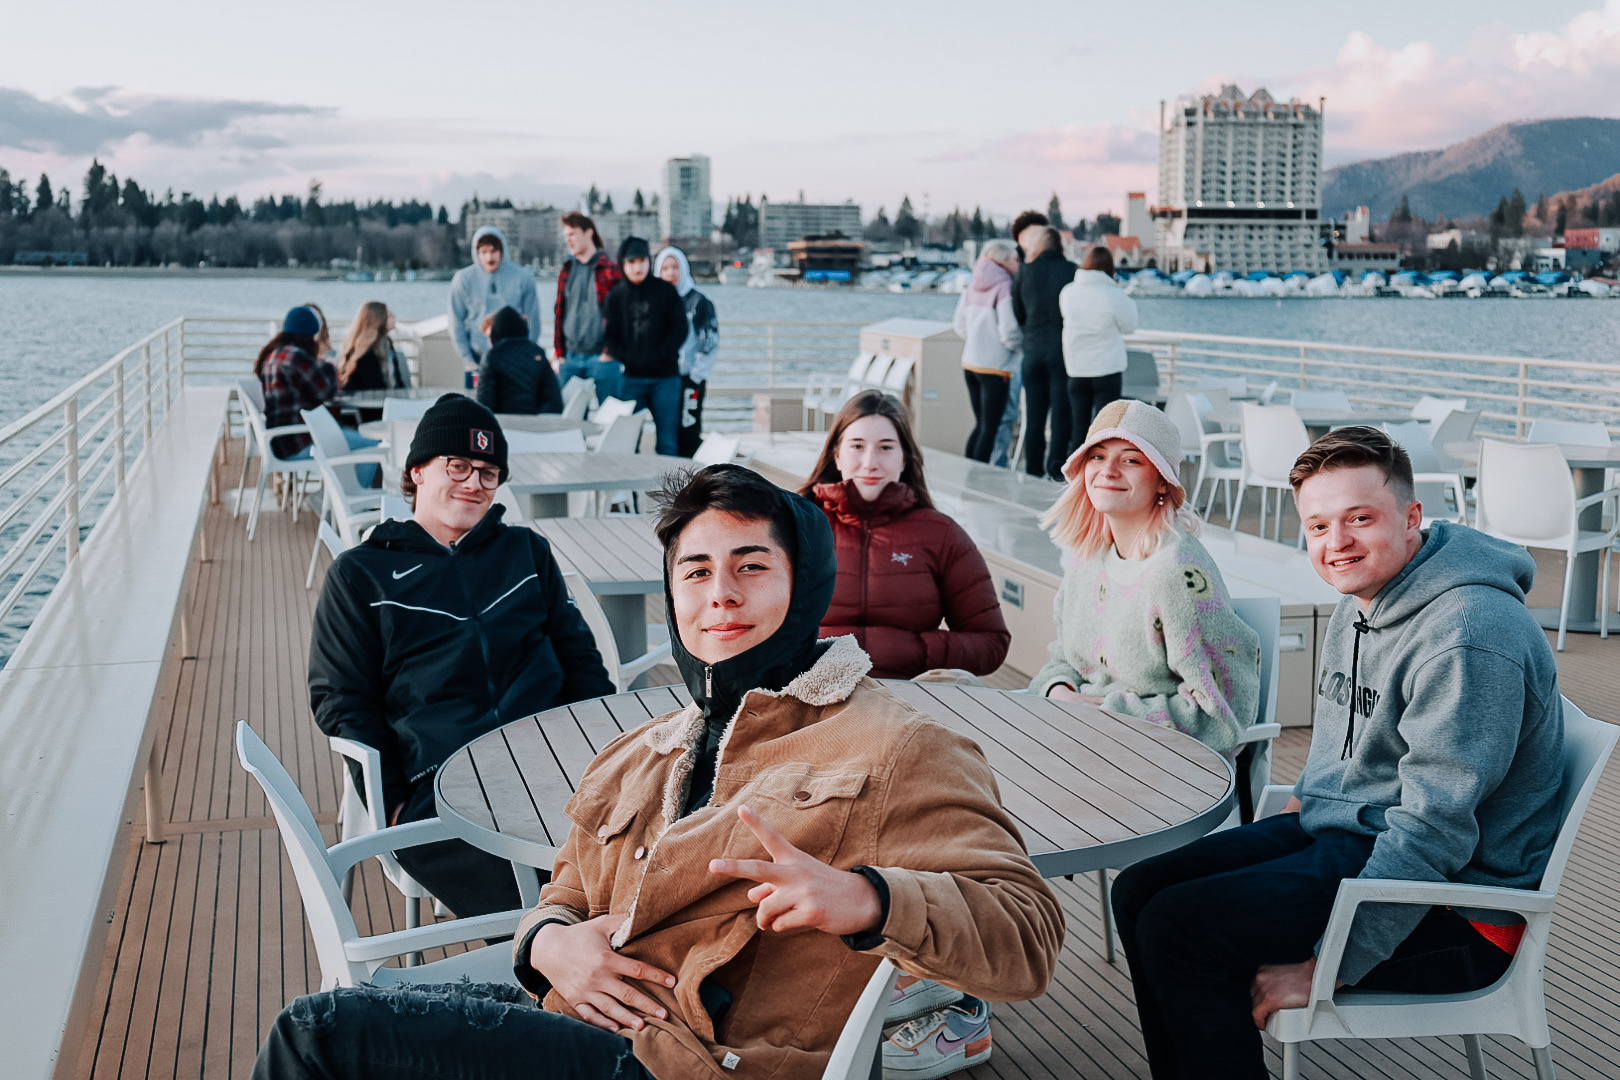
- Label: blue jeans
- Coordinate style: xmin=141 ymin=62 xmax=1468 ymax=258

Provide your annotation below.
xmin=560 ymin=351 xmax=623 ymax=404
xmin=992 ymin=370 xmax=1021 ymax=468
xmin=1112 ymin=813 xmax=1513 ymax=1080
xmin=289 ymin=427 xmax=380 ymax=488
xmin=619 ymin=375 xmax=681 ymax=456
xmin=253 ymin=981 xmax=654 ymax=1080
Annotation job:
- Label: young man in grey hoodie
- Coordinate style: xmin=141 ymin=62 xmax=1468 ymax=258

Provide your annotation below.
xmin=1112 ymin=425 xmax=1565 ymax=1080
xmin=449 ymin=225 xmax=543 ymax=378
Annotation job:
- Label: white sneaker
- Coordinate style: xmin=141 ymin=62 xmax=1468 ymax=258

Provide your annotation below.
xmin=882 ymin=996 xmax=992 ymax=1079
xmin=885 ymin=974 xmax=964 ymax=1023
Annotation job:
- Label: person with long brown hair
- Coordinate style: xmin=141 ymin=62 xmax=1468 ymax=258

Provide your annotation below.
xmin=337 ymin=300 xmax=411 ymax=392
xmin=1031 ymin=399 xmax=1257 ymax=754
xmin=255 ymin=305 xmax=339 ymax=459
xmin=799 ymin=390 xmax=1009 ymax=680
xmin=1058 ymin=244 xmax=1138 ymax=438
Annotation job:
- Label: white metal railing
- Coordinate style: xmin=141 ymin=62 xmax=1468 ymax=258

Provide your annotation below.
xmin=1130 ymin=330 xmax=1620 ymax=438
xmin=0 ymin=319 xmax=186 ymax=656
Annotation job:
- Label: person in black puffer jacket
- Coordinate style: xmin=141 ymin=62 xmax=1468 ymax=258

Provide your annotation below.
xmin=1013 ymin=226 xmax=1078 ymax=480
xmin=601 ymin=236 xmax=689 ymax=455
xmin=476 ymin=306 xmax=564 ymax=415
xmin=308 ymin=395 xmax=613 ymax=917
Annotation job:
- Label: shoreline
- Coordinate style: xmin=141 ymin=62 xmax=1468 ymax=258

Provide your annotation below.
xmin=0 ymin=265 xmax=345 ymax=280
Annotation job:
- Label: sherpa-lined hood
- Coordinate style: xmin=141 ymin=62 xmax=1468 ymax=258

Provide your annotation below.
xmin=664 ymin=471 xmax=840 ymax=812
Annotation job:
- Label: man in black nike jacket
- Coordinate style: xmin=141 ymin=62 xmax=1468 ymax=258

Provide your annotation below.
xmin=308 ymin=395 xmax=614 ymax=917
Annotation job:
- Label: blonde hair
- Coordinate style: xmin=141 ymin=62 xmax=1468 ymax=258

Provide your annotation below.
xmin=980 ymin=238 xmax=1018 ymax=263
xmin=1040 ymin=445 xmax=1200 ymax=561
xmin=337 ymin=301 xmax=390 ymax=386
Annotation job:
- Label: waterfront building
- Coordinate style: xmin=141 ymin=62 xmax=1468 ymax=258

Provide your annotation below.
xmin=1102 ymin=234 xmax=1148 ymax=269
xmin=462 ymin=204 xmax=561 ymax=265
xmin=786 ymin=235 xmax=864 ymax=282
xmin=1153 ymin=85 xmax=1328 ymax=274
xmin=1122 ymin=192 xmax=1152 ymax=241
xmin=1563 ymin=226 xmax=1620 ymax=254
xmin=661 ymin=155 xmax=713 ymax=243
xmin=594 ymin=208 xmax=662 ymax=253
xmin=759 ymin=197 xmax=863 ymax=249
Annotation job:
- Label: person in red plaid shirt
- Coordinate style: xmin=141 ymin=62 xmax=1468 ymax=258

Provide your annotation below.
xmin=554 ymin=211 xmax=623 ymax=403
xmin=256 ymin=306 xmax=375 ymax=471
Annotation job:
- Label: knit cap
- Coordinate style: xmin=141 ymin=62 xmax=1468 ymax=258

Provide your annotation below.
xmin=283 ymin=305 xmax=321 ymax=337
xmin=618 ymin=236 xmax=650 ymax=264
xmin=404 ymin=394 xmax=509 ymax=480
xmin=489 ymin=306 xmax=528 ymax=341
xmin=1061 ymin=399 xmax=1183 ymax=494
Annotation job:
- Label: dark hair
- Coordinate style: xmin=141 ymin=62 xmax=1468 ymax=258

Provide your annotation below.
xmin=1288 ymin=425 xmax=1415 ymax=506
xmin=254 ymin=332 xmax=319 ymax=378
xmin=651 ymin=464 xmax=798 ymax=572
xmin=559 ymin=210 xmax=606 ymax=252
xmin=400 ymin=466 xmax=417 ymax=507
xmin=1082 ymin=245 xmax=1116 ymax=278
xmin=1010 ymin=210 xmax=1049 ymax=240
xmin=798 ymin=390 xmax=935 ymax=510
xmin=475 ymin=232 xmax=503 ymax=252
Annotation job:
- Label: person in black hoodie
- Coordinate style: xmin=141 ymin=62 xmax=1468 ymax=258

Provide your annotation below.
xmin=1013 ymin=225 xmax=1078 ymax=480
xmin=307 ymin=395 xmax=614 ymax=918
xmin=601 ymin=236 xmax=688 ymax=456
xmin=476 ymin=306 xmax=564 ymax=415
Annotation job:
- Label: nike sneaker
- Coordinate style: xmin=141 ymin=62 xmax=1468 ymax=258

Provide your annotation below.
xmin=886 ymin=974 xmax=965 ymax=1023
xmin=882 ymin=995 xmax=992 ymax=1078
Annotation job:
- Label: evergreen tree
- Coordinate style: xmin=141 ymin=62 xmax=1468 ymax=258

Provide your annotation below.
xmin=1046 ymin=192 xmax=1066 ymax=232
xmin=586 ymin=184 xmax=601 ymax=214
xmin=601 ymin=192 xmax=614 ymax=213
xmin=1535 ymin=193 xmax=1550 ymax=223
xmin=863 ymin=206 xmax=894 ymax=243
xmin=970 ymin=206 xmax=986 ymax=241
xmin=632 ymin=188 xmax=645 ymax=213
xmin=1392 ymin=195 xmax=1413 ymax=224
xmin=947 ymin=207 xmax=965 ymax=248
xmin=0 ymin=167 xmax=14 ymax=218
xmin=1096 ymin=211 xmax=1120 ymax=235
xmin=437 ymin=205 xmax=450 ymax=225
xmin=1507 ymin=189 xmax=1526 ymax=236
xmin=35 ymin=174 xmax=54 ymax=218
xmin=304 ymin=179 xmax=325 ymax=227
xmin=894 ymin=196 xmax=920 ymax=243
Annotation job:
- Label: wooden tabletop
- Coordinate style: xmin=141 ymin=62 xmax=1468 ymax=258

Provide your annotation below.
xmin=531 ymin=515 xmax=662 ymax=595
xmin=435 ymin=682 xmax=1235 ymax=879
xmin=504 ymin=452 xmax=690 ymax=495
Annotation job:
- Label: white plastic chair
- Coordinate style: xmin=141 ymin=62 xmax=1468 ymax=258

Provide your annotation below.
xmin=1263 ymin=697 xmax=1619 ymax=1080
xmin=237 ymin=383 xmax=317 ymax=540
xmin=234 ymin=721 xmax=527 ymax=990
xmin=1384 ymin=421 xmax=1468 ymax=526
xmin=1528 ymin=419 xmax=1611 ymax=447
xmin=862 ymin=355 xmax=896 ymax=394
xmin=1197 ymin=374 xmax=1248 ymax=396
xmin=585 ymin=397 xmax=639 ymax=450
xmin=1229 ymin=595 xmax=1284 ymax=824
xmin=1289 ymin=389 xmax=1352 ymax=411
xmin=822 ymin=959 xmax=898 ymax=1080
xmin=1233 ymin=404 xmax=1310 ymax=543
xmin=693 ymin=433 xmax=741 ymax=466
xmin=879 ymin=356 xmax=915 ymax=401
xmin=1172 ymin=392 xmax=1244 ymax=520
xmin=560 ymin=377 xmax=595 ymax=420
xmin=811 ymin=353 xmax=877 ymax=429
xmin=231 ymin=378 xmax=265 ymax=516
xmin=308 ymin=443 xmax=383 ymax=549
xmin=1430 ymin=408 xmax=1482 ymax=473
xmin=382 ymin=493 xmax=412 ymax=521
xmin=381 ymin=397 xmax=437 ymax=422
xmin=562 ymin=571 xmax=672 ymax=692
xmin=302 ymin=406 xmax=386 ymax=514
xmin=1122 ymin=349 xmax=1161 ymax=403
xmin=1475 ymin=439 xmax=1617 ymax=650
xmin=1410 ymin=396 xmax=1466 ymax=426
xmin=305 ymin=519 xmax=348 ymax=589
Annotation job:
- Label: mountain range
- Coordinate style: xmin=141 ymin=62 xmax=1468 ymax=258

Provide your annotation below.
xmin=1322 ymin=118 xmax=1620 ymax=221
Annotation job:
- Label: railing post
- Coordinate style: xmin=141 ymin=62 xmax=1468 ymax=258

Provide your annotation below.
xmin=64 ymin=397 xmax=81 ymax=564
xmin=1166 ymin=342 xmax=1179 ymax=384
xmin=114 ymin=358 xmax=127 ymax=490
xmin=767 ymin=324 xmax=776 ymax=388
xmin=1517 ymin=362 xmax=1528 ymax=438
xmin=162 ymin=325 xmax=173 ymax=413
xmin=143 ymin=342 xmax=154 ymax=442
xmin=1298 ymin=345 xmax=1309 ymax=389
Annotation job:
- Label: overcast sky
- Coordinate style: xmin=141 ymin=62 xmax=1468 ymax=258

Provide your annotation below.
xmin=3 ymin=0 xmax=1618 ymax=221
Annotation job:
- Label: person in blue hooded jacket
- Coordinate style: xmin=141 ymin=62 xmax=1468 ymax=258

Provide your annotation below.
xmin=1111 ymin=426 xmax=1564 ymax=1080
xmin=653 ymin=245 xmax=719 ymax=458
xmin=449 ymin=226 xmax=544 ymax=380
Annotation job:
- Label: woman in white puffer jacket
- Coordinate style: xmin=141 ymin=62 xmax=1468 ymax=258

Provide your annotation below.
xmin=1058 ymin=245 xmax=1138 ymax=450
xmin=952 ymin=239 xmax=1023 ymax=463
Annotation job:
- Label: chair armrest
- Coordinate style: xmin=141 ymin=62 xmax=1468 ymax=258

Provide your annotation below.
xmin=1304 ymin=877 xmax=1554 ymax=1007
xmin=326 ymin=817 xmax=462 ymax=878
xmin=1233 ymin=722 xmax=1282 ymax=746
xmin=264 ymin=423 xmax=311 ymax=438
xmin=1200 ymin=431 xmax=1243 ymax=447
xmin=1573 ymin=487 xmax=1620 ymax=512
xmin=325 ymin=450 xmax=389 ymax=467
xmin=343 ymin=908 xmax=526 ymax=962
xmin=1254 ymin=784 xmax=1295 ymax=819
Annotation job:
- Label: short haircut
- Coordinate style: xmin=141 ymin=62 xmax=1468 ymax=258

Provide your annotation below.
xmin=651 ymin=464 xmax=798 ymax=572
xmin=1289 ymin=425 xmax=1415 ymax=507
xmin=1010 ymin=210 xmax=1049 ymax=240
xmin=1081 ymin=245 xmax=1115 ymax=277
xmin=475 ymin=233 xmax=502 ymax=252
xmin=980 ymin=238 xmax=1018 ymax=263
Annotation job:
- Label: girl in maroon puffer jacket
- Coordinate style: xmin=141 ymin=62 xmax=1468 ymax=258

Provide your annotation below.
xmin=800 ymin=390 xmax=1010 ymax=679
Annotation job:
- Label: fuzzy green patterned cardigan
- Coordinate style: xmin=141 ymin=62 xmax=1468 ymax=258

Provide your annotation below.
xmin=1030 ymin=528 xmax=1260 ymax=754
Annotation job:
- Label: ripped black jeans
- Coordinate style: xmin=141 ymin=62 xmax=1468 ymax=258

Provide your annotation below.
xmin=254 ymin=981 xmax=654 ymax=1080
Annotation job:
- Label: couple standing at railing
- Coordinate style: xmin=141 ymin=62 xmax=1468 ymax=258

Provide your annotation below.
xmin=447 ymin=214 xmax=718 ymax=458
xmin=954 ymin=209 xmax=1140 ymax=480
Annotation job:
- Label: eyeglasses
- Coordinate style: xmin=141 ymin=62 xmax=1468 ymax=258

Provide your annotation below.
xmin=441 ymin=457 xmax=502 ymax=489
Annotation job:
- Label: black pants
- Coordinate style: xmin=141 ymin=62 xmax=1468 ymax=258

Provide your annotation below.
xmin=254 ymin=981 xmax=655 ymax=1080
xmin=963 ymin=370 xmax=1011 ymax=463
xmin=392 ymin=779 xmax=526 ymax=919
xmin=1112 ymin=813 xmax=1514 ymax=1080
xmin=1066 ymin=372 xmax=1122 ymax=448
xmin=1021 ymin=349 xmax=1072 ymax=480
xmin=676 ymin=375 xmax=706 ymax=458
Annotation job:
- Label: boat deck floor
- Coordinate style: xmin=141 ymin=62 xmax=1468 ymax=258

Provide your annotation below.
xmin=71 ymin=438 xmax=1620 ymax=1080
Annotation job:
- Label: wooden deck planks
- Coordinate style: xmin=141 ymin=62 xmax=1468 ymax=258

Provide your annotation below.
xmin=73 ymin=433 xmax=1620 ymax=1080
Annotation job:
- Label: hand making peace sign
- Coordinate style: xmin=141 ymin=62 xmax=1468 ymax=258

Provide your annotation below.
xmin=708 ymin=804 xmax=885 ymax=937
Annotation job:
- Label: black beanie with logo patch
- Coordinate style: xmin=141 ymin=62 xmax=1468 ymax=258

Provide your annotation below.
xmin=404 ymin=394 xmax=509 ymax=481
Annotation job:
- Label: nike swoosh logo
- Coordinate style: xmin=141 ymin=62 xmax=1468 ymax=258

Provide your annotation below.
xmin=934 ymin=1028 xmax=982 ymax=1055
xmin=392 ymin=564 xmax=423 ymax=581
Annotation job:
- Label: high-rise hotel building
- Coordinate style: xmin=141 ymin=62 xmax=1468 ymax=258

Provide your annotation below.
xmin=1154 ymin=85 xmax=1327 ymax=274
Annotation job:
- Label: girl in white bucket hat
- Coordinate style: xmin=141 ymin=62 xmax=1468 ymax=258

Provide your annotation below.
xmin=1030 ymin=399 xmax=1261 ymax=758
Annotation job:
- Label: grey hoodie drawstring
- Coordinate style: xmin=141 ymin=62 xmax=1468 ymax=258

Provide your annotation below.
xmin=1342 ymin=613 xmax=1371 ymax=760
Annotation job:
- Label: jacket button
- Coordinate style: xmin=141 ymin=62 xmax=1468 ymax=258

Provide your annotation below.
xmin=598 ymin=825 xmax=611 ymax=838
xmin=793 ymin=790 xmax=811 ymax=802
xmin=634 ymin=846 xmax=647 ymax=859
